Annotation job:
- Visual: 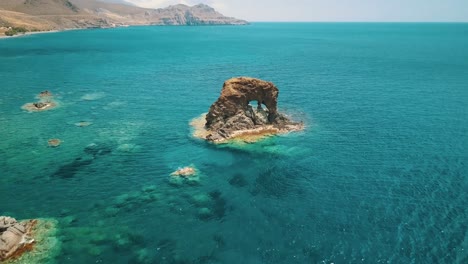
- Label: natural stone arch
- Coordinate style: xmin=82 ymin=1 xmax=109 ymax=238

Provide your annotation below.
xmin=205 ymin=77 xmax=279 ymax=128
xmin=194 ymin=77 xmax=303 ymax=143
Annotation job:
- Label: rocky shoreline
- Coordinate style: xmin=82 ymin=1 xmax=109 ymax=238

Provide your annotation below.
xmin=0 ymin=216 xmax=58 ymax=263
xmin=192 ymin=77 xmax=304 ymax=143
xmin=0 ymin=216 xmax=35 ymax=261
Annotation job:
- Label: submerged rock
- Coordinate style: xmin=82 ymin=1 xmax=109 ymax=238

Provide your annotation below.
xmin=52 ymin=157 xmax=93 ymax=179
xmin=197 ymin=208 xmax=213 ymax=220
xmin=74 ymin=121 xmax=93 ymax=127
xmin=81 ymin=92 xmax=105 ymax=101
xmin=116 ymin=143 xmax=141 ymax=153
xmin=169 ymin=166 xmax=200 ymax=186
xmin=84 ymin=143 xmax=112 ymax=157
xmin=48 ymin=139 xmax=61 ymax=148
xmin=193 ymin=77 xmax=303 ymax=143
xmin=170 ymin=166 xmax=197 ymax=178
xmin=38 ymin=90 xmax=53 ymax=98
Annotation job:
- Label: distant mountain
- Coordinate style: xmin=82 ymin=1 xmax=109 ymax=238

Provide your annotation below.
xmin=99 ymin=0 xmax=134 ymax=5
xmin=0 ymin=0 xmax=248 ymax=33
xmin=1 ymin=0 xmax=81 ymax=15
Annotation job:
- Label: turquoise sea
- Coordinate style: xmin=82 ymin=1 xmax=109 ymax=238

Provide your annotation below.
xmin=0 ymin=23 xmax=467 ymax=263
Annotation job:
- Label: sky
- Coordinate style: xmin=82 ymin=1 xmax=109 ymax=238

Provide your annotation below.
xmin=118 ymin=0 xmax=468 ymax=22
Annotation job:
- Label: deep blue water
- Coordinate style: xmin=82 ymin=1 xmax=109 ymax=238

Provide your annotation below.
xmin=0 ymin=23 xmax=467 ymax=263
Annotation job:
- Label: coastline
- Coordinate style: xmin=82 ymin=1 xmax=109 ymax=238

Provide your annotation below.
xmin=0 ymin=30 xmax=61 ymax=40
xmin=0 ymin=23 xmax=250 ymax=40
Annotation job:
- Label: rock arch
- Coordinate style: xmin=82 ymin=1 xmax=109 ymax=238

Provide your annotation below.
xmin=205 ymin=77 xmax=279 ymax=128
xmin=200 ymin=77 xmax=302 ymax=142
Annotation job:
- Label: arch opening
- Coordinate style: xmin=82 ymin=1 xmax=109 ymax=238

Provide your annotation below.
xmin=248 ymin=100 xmax=269 ymax=112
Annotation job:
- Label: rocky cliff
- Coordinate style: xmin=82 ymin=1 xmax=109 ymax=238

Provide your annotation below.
xmin=0 ymin=0 xmax=248 ymax=33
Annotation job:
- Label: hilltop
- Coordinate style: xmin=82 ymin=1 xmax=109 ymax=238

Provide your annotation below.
xmin=0 ymin=0 xmax=248 ymax=35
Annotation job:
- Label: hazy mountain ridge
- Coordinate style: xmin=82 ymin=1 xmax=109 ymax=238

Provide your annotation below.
xmin=0 ymin=0 xmax=248 ymax=33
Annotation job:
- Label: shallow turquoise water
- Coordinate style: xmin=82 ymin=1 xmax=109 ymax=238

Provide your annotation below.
xmin=0 ymin=23 xmax=467 ymax=263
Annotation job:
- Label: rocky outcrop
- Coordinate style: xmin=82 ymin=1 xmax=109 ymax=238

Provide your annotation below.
xmin=22 ymin=91 xmax=58 ymax=112
xmin=0 ymin=217 xmax=59 ymax=263
xmin=171 ymin=166 xmax=197 ymax=178
xmin=169 ymin=166 xmax=200 ymax=186
xmin=149 ymin=4 xmax=248 ymax=26
xmin=196 ymin=77 xmax=303 ymax=143
xmin=0 ymin=216 xmax=35 ymax=261
xmin=48 ymin=138 xmax=62 ymax=147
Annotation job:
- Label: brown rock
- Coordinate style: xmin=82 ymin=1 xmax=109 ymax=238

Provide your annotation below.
xmin=48 ymin=139 xmax=61 ymax=147
xmin=22 ymin=101 xmax=57 ymax=112
xmin=38 ymin=90 xmax=53 ymax=98
xmin=171 ymin=166 xmax=197 ymax=178
xmin=206 ymin=77 xmax=278 ymax=126
xmin=22 ymin=90 xmax=58 ymax=112
xmin=202 ymin=77 xmax=303 ymax=143
xmin=0 ymin=216 xmax=35 ymax=261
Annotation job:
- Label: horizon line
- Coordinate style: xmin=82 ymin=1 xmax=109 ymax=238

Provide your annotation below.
xmin=247 ymin=21 xmax=468 ymax=23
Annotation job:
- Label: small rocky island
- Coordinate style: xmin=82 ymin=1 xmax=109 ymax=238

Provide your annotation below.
xmin=192 ymin=77 xmax=303 ymax=143
xmin=21 ymin=90 xmax=57 ymax=112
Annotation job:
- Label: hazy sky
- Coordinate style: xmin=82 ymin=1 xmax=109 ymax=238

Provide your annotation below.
xmin=120 ymin=0 xmax=468 ymax=22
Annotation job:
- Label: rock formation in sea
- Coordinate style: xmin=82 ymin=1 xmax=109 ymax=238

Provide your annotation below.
xmin=0 ymin=216 xmax=59 ymax=263
xmin=171 ymin=166 xmax=197 ymax=178
xmin=194 ymin=77 xmax=303 ymax=143
xmin=0 ymin=216 xmax=36 ymax=261
xmin=169 ymin=166 xmax=200 ymax=186
xmin=48 ymin=138 xmax=61 ymax=147
xmin=22 ymin=90 xmax=58 ymax=112
xmin=37 ymin=90 xmax=53 ymax=98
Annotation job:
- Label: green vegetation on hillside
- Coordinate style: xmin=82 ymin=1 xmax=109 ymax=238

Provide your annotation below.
xmin=5 ymin=27 xmax=28 ymax=36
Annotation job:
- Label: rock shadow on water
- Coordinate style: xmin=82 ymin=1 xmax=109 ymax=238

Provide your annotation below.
xmin=228 ymin=173 xmax=249 ymax=188
xmin=52 ymin=143 xmax=113 ymax=179
xmin=250 ymin=164 xmax=306 ymax=198
xmin=197 ymin=191 xmax=227 ymax=221
xmin=60 ymin=224 xmax=149 ymax=263
xmin=52 ymin=157 xmax=93 ymax=179
xmin=153 ymin=238 xmax=219 ymax=264
xmin=185 ymin=190 xmax=229 ymax=222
